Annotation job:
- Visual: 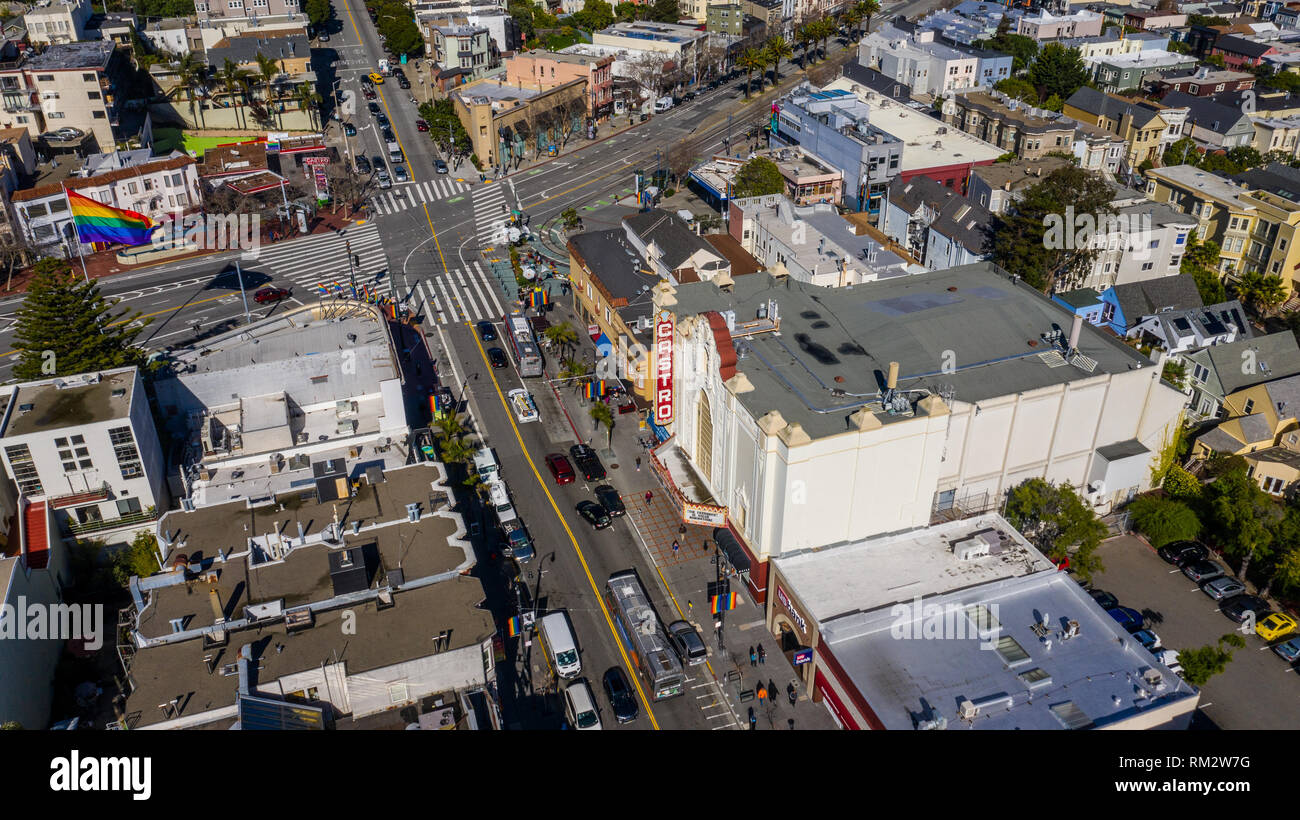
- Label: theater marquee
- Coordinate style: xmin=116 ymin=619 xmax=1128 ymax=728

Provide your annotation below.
xmin=654 ymin=310 xmax=674 ymax=425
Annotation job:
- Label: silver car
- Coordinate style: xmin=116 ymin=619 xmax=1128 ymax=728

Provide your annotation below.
xmin=1202 ymin=576 xmax=1245 ymax=600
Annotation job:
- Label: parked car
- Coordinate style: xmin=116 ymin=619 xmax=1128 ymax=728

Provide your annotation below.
xmin=575 ymin=500 xmax=611 ymax=530
xmin=666 ymin=620 xmax=708 ymax=665
xmin=1202 ymin=576 xmax=1246 ymax=601
xmin=563 ymin=680 xmax=601 ymax=730
xmin=1256 ymin=612 xmax=1298 ymax=642
xmin=393 ymin=164 xmax=408 ymax=182
xmin=1154 ymin=648 xmax=1182 ymax=676
xmin=372 ymin=155 xmax=386 ymax=171
xmin=602 ymin=667 xmax=638 ymax=723
xmin=376 ymin=169 xmax=391 ymax=189
xmin=1271 ymin=637 xmax=1300 ymax=662
xmin=368 ymin=72 xmax=384 ymax=84
xmin=376 ymin=112 xmax=390 ymax=128
xmin=363 ymin=85 xmax=377 ymax=100
xmin=487 ymin=347 xmax=507 ymax=368
xmin=49 ymin=127 xmax=83 ymax=141
xmin=416 ymin=118 xmax=429 ymax=131
xmin=381 ymin=127 xmax=395 ymax=142
xmin=367 ymin=101 xmax=381 ymax=115
xmin=1158 ymin=540 xmax=1208 ymax=566
xmin=1087 ymin=588 xmax=1119 ymax=610
xmin=434 ymin=158 xmax=449 ymax=174
xmin=507 ymin=388 xmax=538 ymax=423
xmin=594 ymin=485 xmax=625 ymax=517
xmin=355 ymin=156 xmax=371 ymax=174
xmin=397 ymin=77 xmax=411 ymax=89
xmin=1220 ymin=594 xmax=1270 ymax=624
xmin=683 ymin=90 xmax=697 ymax=101
xmin=254 ymin=286 xmax=291 ymax=304
xmin=1107 ymin=606 xmax=1145 ymax=633
xmin=1131 ymin=629 xmax=1162 ymax=652
xmin=500 ymin=519 xmax=535 ymax=563
xmin=342 ymin=122 xmax=356 ymax=136
xmin=569 ymin=444 xmax=606 ymax=481
xmin=546 ymin=453 xmax=575 ymax=485
xmin=1181 ymin=559 xmax=1226 ymax=583
xmin=476 ymin=320 xmax=496 ymax=340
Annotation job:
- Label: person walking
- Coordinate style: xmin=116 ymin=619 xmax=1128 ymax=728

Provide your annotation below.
xmin=787 ymin=683 xmax=797 ymax=707
xmin=635 ymin=456 xmax=641 ymax=471
xmin=758 ymin=645 xmax=766 ymax=665
xmin=768 ymin=679 xmax=777 ymax=706
xmin=687 ymin=599 xmax=693 ymax=615
xmin=644 ymin=490 xmax=653 ymax=504
xmin=749 ymin=646 xmax=757 ymax=667
xmin=671 ymin=539 xmax=679 ymax=556
xmin=748 ymin=707 xmax=756 ymax=730
xmin=756 ymin=682 xmax=767 ymax=704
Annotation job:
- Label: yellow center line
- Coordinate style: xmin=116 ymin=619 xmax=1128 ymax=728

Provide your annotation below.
xmin=343 ymin=0 xmax=449 ymax=277
xmin=470 ymin=333 xmax=662 ymax=730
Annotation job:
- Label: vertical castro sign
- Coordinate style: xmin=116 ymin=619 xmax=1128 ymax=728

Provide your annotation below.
xmin=654 ymin=309 xmax=674 ymax=425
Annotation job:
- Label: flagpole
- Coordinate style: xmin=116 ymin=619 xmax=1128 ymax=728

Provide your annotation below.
xmin=62 ymin=185 xmax=90 ymax=284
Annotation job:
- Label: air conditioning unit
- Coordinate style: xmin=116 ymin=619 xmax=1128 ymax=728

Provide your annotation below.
xmin=957 ymin=698 xmax=978 ymax=720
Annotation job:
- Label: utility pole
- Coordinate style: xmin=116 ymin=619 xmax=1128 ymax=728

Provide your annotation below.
xmin=235 ymin=260 xmax=251 ymax=324
xmin=346 ymin=239 xmax=356 ymax=291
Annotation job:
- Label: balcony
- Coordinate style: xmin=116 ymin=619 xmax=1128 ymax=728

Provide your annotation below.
xmin=49 ymin=483 xmax=111 ymax=509
xmin=65 ymin=507 xmax=160 ymax=537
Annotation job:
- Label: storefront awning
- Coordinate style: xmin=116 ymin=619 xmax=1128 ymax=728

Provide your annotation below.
xmin=714 ymin=527 xmax=751 ymax=575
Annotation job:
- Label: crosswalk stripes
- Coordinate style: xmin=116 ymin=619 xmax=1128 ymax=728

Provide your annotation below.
xmin=246 ymin=221 xmax=392 ymax=297
xmin=408 ymin=261 xmax=507 ymax=325
xmin=367 ymin=178 xmax=471 ymax=216
xmin=472 ymin=185 xmax=508 ymax=245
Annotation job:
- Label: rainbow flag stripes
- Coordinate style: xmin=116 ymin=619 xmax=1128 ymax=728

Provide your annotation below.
xmin=66 ymin=188 xmax=155 ymax=246
xmin=505 ymin=616 xmax=521 ymax=637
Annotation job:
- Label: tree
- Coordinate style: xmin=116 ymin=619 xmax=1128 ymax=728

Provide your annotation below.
xmin=572 ymin=0 xmax=614 ymax=31
xmin=305 ymin=0 xmax=332 ymax=27
xmin=111 ymin=531 xmax=161 ymax=588
xmin=12 ymin=260 xmax=150 ymax=381
xmin=858 ymin=0 xmax=879 ymax=34
xmin=647 ymin=0 xmax=679 ymax=22
xmin=294 ymin=82 xmax=323 ymax=131
xmin=561 ymin=358 xmax=592 ymax=394
xmin=544 ymin=321 xmax=579 ymax=359
xmin=1042 ymin=93 xmax=1063 ymax=112
xmin=665 ymin=140 xmax=694 ymax=183
xmin=732 ymin=156 xmax=785 ymax=197
xmin=766 ymin=36 xmax=793 ymax=84
xmin=1264 ymin=499 xmax=1300 ymax=597
xmin=589 ymin=402 xmax=615 ymax=446
xmin=560 ymin=208 xmax=582 ymax=231
xmin=1231 ymin=270 xmax=1287 ymax=315
xmin=981 ymin=30 xmax=1039 ymax=73
xmin=1203 ymin=465 xmax=1276 ymax=583
xmin=989 ymin=165 xmax=1116 ymax=292
xmin=614 ymin=1 xmax=642 ymax=21
xmin=174 ymin=51 xmax=208 ymax=129
xmin=255 ymin=53 xmax=282 ymax=130
xmin=218 ymin=58 xmax=253 ymax=130
xmin=1004 ymin=478 xmax=1107 ymax=582
xmin=738 ymin=47 xmax=765 ymax=98
xmin=1028 ymin=43 xmax=1089 ymax=102
xmin=1180 ymin=633 xmax=1246 ymax=687
xmin=994 ymin=76 xmax=1038 ymax=104
xmin=1127 ymin=495 xmax=1201 ymax=547
xmin=1161 ymin=358 xmax=1187 ymax=390
xmin=796 ymin=24 xmax=816 ymax=68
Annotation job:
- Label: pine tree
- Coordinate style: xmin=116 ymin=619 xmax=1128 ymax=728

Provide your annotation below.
xmin=11 ymin=259 xmax=149 ymax=381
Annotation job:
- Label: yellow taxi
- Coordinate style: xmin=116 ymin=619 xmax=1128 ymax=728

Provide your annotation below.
xmin=368 ymin=72 xmax=384 ymax=84
xmin=1256 ymin=612 xmax=1298 ymax=642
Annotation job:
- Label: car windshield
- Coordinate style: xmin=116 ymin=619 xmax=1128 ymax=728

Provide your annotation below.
xmin=576 ymin=709 xmax=598 ymax=728
xmin=557 ymin=649 xmax=577 ymax=666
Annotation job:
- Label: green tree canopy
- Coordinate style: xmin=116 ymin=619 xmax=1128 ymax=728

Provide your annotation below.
xmin=1232 ymin=269 xmax=1287 ymax=314
xmin=1127 ymin=495 xmax=1201 ymax=547
xmin=1028 ymin=43 xmax=1089 ymax=102
xmin=1004 ymin=478 xmax=1107 ymax=582
xmin=571 ymin=0 xmax=615 ymax=31
xmin=12 ymin=260 xmax=149 ymax=381
xmin=647 ymin=0 xmax=679 ymax=22
xmin=111 ymin=531 xmax=162 ymax=588
xmin=1203 ymin=465 xmax=1277 ymax=581
xmin=993 ymin=76 xmax=1039 ymax=105
xmin=305 ymin=0 xmax=332 ymax=27
xmin=375 ymin=1 xmax=423 ymax=57
xmin=980 ymin=31 xmax=1038 ymax=72
xmin=732 ymin=157 xmax=786 ymax=198
xmin=1180 ymin=633 xmax=1246 ymax=687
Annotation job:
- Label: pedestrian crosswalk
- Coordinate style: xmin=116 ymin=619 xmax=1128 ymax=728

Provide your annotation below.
xmin=405 ymin=261 xmax=507 ymax=325
xmin=367 ymin=178 xmax=472 ymax=216
xmin=472 ymin=184 xmax=508 ymax=246
xmin=246 ymin=221 xmax=392 ymax=297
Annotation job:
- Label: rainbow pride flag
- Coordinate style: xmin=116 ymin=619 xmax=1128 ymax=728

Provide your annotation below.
xmin=505 ymin=616 xmax=521 ymax=637
xmin=66 ymin=188 xmax=154 ymax=246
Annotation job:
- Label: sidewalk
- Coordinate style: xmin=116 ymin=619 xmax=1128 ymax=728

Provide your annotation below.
xmin=540 ymin=301 xmax=838 ymax=730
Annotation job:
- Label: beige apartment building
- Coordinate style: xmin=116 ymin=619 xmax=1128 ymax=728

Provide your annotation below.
xmin=506 ymin=50 xmax=613 ymax=121
xmin=0 ymin=41 xmax=123 ymax=152
xmin=24 ymin=0 xmax=92 ymax=46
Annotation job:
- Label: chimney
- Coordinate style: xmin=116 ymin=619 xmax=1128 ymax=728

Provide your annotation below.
xmin=887 ymin=361 xmax=900 ymax=390
xmin=1068 ymin=313 xmax=1083 ymax=352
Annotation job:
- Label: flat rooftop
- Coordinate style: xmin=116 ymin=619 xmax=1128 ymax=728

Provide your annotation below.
xmin=972 ymin=155 xmax=1073 ymax=192
xmin=127 ymin=577 xmax=494 ymax=728
xmin=667 ymin=262 xmax=1153 ymax=439
xmin=3 ymin=369 xmax=135 ymax=436
xmin=23 ymin=40 xmax=113 ymax=70
xmin=822 ymin=79 xmax=1003 ymax=171
xmin=458 ymin=80 xmax=543 ymax=103
xmin=1085 ymin=49 xmax=1195 ymax=68
xmin=1147 ymin=164 xmax=1253 ymax=205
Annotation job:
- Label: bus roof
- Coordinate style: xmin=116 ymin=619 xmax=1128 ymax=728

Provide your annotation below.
xmin=607 ymin=570 xmax=681 ymax=678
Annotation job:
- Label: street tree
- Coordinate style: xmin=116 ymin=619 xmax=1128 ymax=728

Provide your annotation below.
xmin=738 ymin=47 xmax=766 ymax=97
xmin=732 ymin=156 xmax=785 ymax=197
xmin=647 ymin=0 xmax=679 ymax=22
xmin=589 ymin=402 xmax=615 ymax=447
xmin=12 ymin=259 xmax=150 ymax=381
xmin=766 ymin=36 xmax=794 ymax=83
xmin=1004 ymin=478 xmax=1107 ymax=582
xmin=305 ymin=0 xmax=332 ymax=27
xmin=1203 ymin=465 xmax=1276 ymax=583
xmin=571 ymin=0 xmax=614 ymax=30
xmin=1126 ymin=495 xmax=1201 ymax=548
xmin=1179 ymin=634 xmax=1247 ymax=687
xmin=1027 ymin=43 xmax=1089 ymax=102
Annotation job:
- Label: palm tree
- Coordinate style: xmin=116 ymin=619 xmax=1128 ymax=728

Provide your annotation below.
xmin=766 ymin=36 xmax=793 ymax=85
xmin=1232 ymin=270 xmax=1287 ymax=315
xmin=814 ymin=19 xmax=835 ymax=62
xmin=738 ymin=47 xmax=765 ymax=98
xmin=589 ymin=402 xmax=615 ymax=447
xmin=544 ymin=321 xmax=579 ymax=360
xmin=255 ymin=53 xmax=282 ymax=129
xmin=438 ymin=433 xmax=475 ymax=466
xmin=560 ymin=358 xmax=592 ymax=395
xmin=860 ymin=0 xmax=881 ymax=35
xmin=796 ymin=25 xmax=815 ymax=68
xmin=434 ymin=412 xmax=466 ymax=442
xmin=175 ymin=52 xmax=207 ymax=128
xmin=295 ymin=82 xmax=323 ymax=130
xmin=218 ymin=58 xmax=253 ymax=130
xmin=843 ymin=8 xmax=863 ymax=42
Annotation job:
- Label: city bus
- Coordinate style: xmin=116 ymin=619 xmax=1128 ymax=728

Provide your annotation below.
xmin=503 ymin=311 xmax=543 ymax=377
xmin=604 ymin=570 xmax=684 ymax=701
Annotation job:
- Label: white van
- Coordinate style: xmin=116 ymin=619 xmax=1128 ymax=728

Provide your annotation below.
xmin=653 ymin=96 xmax=674 ymax=112
xmin=488 ymin=479 xmax=516 ymax=525
xmin=387 ymin=140 xmax=404 ymax=164
xmin=473 ymin=447 xmax=499 ymax=481
xmin=564 ymin=680 xmax=602 ymax=730
xmin=540 ymin=611 xmax=581 ymax=679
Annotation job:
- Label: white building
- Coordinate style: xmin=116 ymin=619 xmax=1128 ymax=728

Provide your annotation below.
xmin=0 ymin=368 xmax=167 ymax=545
xmin=860 ymin=25 xmax=981 ymax=99
xmin=649 ymin=263 xmax=1188 ymax=601
xmin=23 ymin=0 xmax=91 ymax=46
xmin=1064 ymin=199 xmax=1198 ymax=291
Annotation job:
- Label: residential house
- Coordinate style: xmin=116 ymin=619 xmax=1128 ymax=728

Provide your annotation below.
xmin=196 ymin=0 xmax=304 ymax=24
xmin=1162 ymin=89 xmax=1256 ymax=148
xmin=1157 ymin=66 xmax=1257 ymax=96
xmin=925 ymin=195 xmax=994 ymax=270
xmin=1087 ymin=50 xmax=1199 ymax=93
xmin=950 ymin=92 xmax=1076 ymax=160
xmin=0 ymin=41 xmax=124 ymax=152
xmin=967 ymin=155 xmax=1075 ymax=215
xmin=860 ymin=24 xmax=982 ymax=99
xmin=623 ymin=209 xmax=731 ymax=283
xmin=687 ymin=147 xmax=843 ymax=210
xmin=1211 ymin=34 xmax=1281 ymax=68
xmin=1065 ymin=200 xmax=1198 ymax=292
xmin=1193 ymin=371 xmax=1300 ymax=493
xmin=425 ymin=20 xmax=500 ymax=85
xmin=1251 ymin=115 xmax=1300 ymax=158
xmin=1128 ymin=299 xmax=1251 ymax=353
xmin=1016 ymin=9 xmax=1104 ymax=39
xmin=1062 ymin=86 xmax=1170 ymax=171
xmin=23 ymin=0 xmax=90 ymax=46
xmin=1093 ymin=275 xmax=1205 ymax=337
xmin=1067 ymin=118 xmax=1128 ymax=174
xmin=1122 ymin=8 xmax=1188 ymax=29
xmin=1183 ymin=331 xmax=1300 ymax=420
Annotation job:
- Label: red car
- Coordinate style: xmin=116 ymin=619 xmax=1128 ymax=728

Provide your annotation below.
xmin=545 ymin=453 xmax=575 ymax=485
xmin=415 ymin=118 xmax=429 ymax=132
xmin=254 ymin=286 xmax=291 ymax=304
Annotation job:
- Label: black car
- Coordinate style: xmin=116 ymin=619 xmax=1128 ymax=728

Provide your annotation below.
xmin=372 ymin=155 xmax=386 ymax=171
xmin=569 ymin=444 xmax=606 ymax=481
xmin=594 ymin=485 xmax=625 ymax=517
xmin=367 ymin=101 xmax=380 ymax=115
xmin=398 ymin=77 xmax=411 ymax=89
xmin=602 ymin=667 xmax=638 ymax=723
xmin=1158 ymin=540 xmax=1208 ymax=566
xmin=381 ymin=127 xmax=395 ymax=142
xmin=576 ymin=500 xmax=611 ymax=530
xmin=683 ymin=90 xmax=696 ymax=101
xmin=1220 ymin=594 xmax=1270 ymax=624
xmin=476 ymin=320 xmax=496 ymax=341
xmin=487 ymin=347 xmax=508 ymax=368
xmin=392 ymin=68 xmax=406 ymax=80
xmin=1087 ymin=588 xmax=1119 ymax=610
xmin=355 ymin=156 xmax=371 ymax=174
xmin=342 ymin=122 xmax=356 ymax=136
xmin=376 ymin=112 xmax=390 ymax=128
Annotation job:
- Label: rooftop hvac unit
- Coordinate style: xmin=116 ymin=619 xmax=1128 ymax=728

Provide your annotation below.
xmin=957 ymin=698 xmax=978 ymax=720
xmin=951 ymin=536 xmax=990 ymax=561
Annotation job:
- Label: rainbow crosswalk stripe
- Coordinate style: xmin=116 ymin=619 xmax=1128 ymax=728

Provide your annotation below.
xmin=66 ymin=188 xmax=154 ymax=246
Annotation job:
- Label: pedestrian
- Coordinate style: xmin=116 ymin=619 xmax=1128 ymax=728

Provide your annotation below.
xmin=749 ymin=646 xmax=757 ymax=667
xmin=749 ymin=707 xmax=756 ymax=730
xmin=758 ymin=645 xmax=766 ymax=665
xmin=787 ymin=683 xmax=797 ymax=707
xmin=672 ymin=539 xmax=679 ymax=555
xmin=645 ymin=490 xmax=653 ymax=504
xmin=768 ymin=679 xmax=776 ymax=705
xmin=687 ymin=599 xmax=693 ymax=614
xmin=756 ymin=682 xmax=767 ymax=703
xmin=635 ymin=456 xmax=641 ymax=471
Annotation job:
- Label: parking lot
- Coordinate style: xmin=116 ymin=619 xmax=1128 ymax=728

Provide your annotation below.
xmin=1091 ymin=535 xmax=1300 ymax=729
